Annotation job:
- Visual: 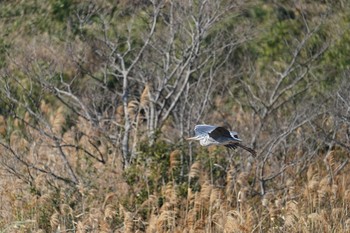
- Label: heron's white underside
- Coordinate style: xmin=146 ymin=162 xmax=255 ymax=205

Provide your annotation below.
xmin=199 ymin=134 xmax=221 ymax=146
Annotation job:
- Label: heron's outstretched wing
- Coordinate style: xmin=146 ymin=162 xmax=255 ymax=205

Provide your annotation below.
xmin=194 ymin=125 xmax=234 ymax=144
xmin=208 ymin=127 xmax=242 ymax=144
xmin=209 ymin=127 xmax=231 ymax=139
xmin=194 ymin=124 xmax=218 ymax=136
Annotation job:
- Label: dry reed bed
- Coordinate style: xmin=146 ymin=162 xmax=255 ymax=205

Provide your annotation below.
xmin=1 ymin=104 xmax=350 ymax=232
xmin=1 ymin=141 xmax=350 ymax=232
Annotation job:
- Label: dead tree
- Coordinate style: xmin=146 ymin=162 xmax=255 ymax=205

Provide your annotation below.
xmin=0 ymin=0 xmax=253 ymax=187
xmin=234 ymin=16 xmax=332 ymax=195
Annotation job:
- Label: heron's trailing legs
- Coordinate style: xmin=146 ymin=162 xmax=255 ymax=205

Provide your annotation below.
xmin=222 ymin=141 xmax=256 ymax=156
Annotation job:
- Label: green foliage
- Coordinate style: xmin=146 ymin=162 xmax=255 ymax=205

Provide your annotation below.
xmin=0 ymin=39 xmax=10 ymax=68
xmin=125 ymin=140 xmax=173 ymax=193
xmin=254 ymin=20 xmax=301 ymax=65
xmin=51 ymin=0 xmax=73 ymax=22
xmin=243 ymin=4 xmax=269 ymax=21
xmin=323 ymin=27 xmax=350 ymax=70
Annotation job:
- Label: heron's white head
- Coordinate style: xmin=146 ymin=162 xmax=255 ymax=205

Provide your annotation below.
xmin=230 ymin=131 xmax=242 ymax=142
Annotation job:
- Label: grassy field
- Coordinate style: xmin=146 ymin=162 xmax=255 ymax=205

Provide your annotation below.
xmin=0 ymin=0 xmax=350 ymax=232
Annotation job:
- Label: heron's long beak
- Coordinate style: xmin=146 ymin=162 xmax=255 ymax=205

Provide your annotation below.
xmin=186 ymin=136 xmax=199 ymax=141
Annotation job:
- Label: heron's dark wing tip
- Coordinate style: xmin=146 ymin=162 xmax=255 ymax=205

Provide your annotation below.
xmin=225 ymin=144 xmax=237 ymax=149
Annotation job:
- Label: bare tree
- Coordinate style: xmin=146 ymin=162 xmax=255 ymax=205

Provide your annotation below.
xmin=232 ymin=16 xmax=333 ymax=195
xmin=324 ymin=77 xmax=350 ymax=153
xmin=0 ymin=0 xmax=253 ymax=186
xmin=68 ymin=0 xmax=252 ymax=165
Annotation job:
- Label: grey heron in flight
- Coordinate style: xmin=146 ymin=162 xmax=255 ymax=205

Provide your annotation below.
xmin=187 ymin=124 xmax=256 ymax=156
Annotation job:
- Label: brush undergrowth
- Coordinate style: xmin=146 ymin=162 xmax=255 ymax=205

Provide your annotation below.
xmin=1 ymin=113 xmax=349 ymax=233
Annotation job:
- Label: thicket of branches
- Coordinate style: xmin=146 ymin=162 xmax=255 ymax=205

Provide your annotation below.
xmin=0 ymin=0 xmax=349 ymax=232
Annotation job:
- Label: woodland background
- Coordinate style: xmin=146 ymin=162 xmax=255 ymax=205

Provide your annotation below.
xmin=0 ymin=0 xmax=350 ymax=232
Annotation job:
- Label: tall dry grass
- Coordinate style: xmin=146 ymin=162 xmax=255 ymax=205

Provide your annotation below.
xmin=1 ymin=103 xmax=350 ymax=233
xmin=1 ymin=92 xmax=349 ymax=232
